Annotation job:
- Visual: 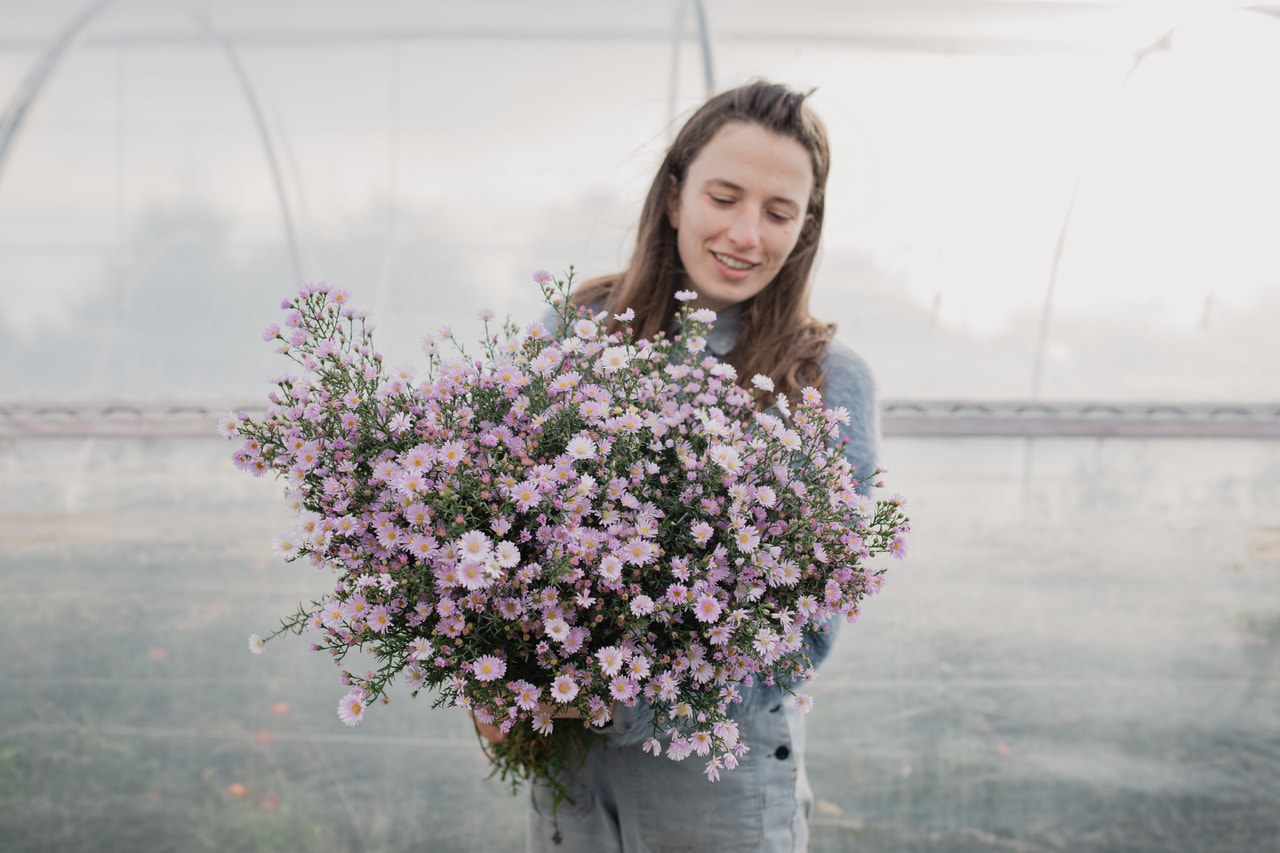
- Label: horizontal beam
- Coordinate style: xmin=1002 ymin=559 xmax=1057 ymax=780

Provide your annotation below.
xmin=2 ymin=399 xmax=1278 ymax=439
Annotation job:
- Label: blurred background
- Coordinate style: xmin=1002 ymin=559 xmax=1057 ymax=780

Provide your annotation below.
xmin=1 ymin=1 xmax=1277 ymax=851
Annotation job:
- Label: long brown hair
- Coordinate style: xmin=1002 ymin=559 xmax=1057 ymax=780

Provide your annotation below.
xmin=573 ymin=80 xmax=835 ymax=404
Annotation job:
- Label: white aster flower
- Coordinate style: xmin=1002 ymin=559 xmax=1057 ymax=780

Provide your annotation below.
xmin=494 ymin=541 xmax=521 ymax=568
xmin=751 ymin=374 xmax=775 ymax=392
xmin=248 ymin=633 xmax=265 ymax=654
xmin=217 ymin=413 xmax=239 ymax=439
xmin=566 ymin=434 xmax=597 ymax=460
xmin=545 ymin=617 xmax=571 ymax=642
xmin=271 ymin=533 xmax=302 ymax=562
xmin=409 ymin=638 xmax=434 ymax=660
xmin=598 ymin=346 xmax=633 ymax=373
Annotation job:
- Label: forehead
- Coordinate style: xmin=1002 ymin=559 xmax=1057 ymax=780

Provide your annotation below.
xmin=684 ymin=121 xmax=814 ymax=203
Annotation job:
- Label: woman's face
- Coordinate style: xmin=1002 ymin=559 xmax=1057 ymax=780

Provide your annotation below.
xmin=667 ymin=121 xmax=814 ymax=312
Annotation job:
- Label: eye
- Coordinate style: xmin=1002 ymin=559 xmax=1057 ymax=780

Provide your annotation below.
xmin=768 ymin=210 xmax=794 ymax=223
xmin=709 ymin=194 xmax=734 ymax=206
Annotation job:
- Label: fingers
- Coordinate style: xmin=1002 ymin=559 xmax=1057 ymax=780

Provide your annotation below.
xmin=469 ymin=710 xmax=507 ymax=744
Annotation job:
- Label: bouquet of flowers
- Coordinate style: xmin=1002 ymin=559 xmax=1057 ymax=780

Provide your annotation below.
xmin=226 ymin=270 xmax=908 ymax=805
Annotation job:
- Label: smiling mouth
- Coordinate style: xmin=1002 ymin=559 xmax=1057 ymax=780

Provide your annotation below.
xmin=713 ymin=252 xmax=756 ymax=271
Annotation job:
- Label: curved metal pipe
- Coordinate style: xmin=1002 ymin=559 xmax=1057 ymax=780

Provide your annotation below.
xmin=666 ymin=0 xmax=688 ymax=144
xmin=0 ymin=0 xmax=304 ymax=284
xmin=1028 ymin=26 xmax=1175 ymax=398
xmin=691 ymin=0 xmax=716 ymax=97
xmin=0 ymin=0 xmax=113 ymax=181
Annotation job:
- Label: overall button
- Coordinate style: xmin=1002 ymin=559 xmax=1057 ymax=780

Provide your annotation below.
xmin=774 ymin=745 xmax=790 ymax=760
xmin=770 ymin=703 xmax=782 ymax=713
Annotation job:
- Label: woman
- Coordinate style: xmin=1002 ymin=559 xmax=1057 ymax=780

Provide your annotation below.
xmin=484 ymin=80 xmax=878 ymax=853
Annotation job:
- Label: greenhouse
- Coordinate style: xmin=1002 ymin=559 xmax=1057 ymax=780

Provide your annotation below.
xmin=2 ymin=1 xmax=1278 ymax=851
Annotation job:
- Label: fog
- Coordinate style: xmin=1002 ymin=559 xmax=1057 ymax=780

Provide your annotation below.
xmin=2 ymin=3 xmax=1278 ymax=852
xmin=3 ymin=0 xmax=1279 ymax=404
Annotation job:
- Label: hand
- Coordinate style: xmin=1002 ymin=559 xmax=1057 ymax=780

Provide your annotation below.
xmin=470 ymin=710 xmax=507 ymax=745
xmin=468 ymin=702 xmax=587 ymax=745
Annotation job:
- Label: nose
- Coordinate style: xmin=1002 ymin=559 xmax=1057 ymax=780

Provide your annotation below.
xmin=727 ymin=206 xmax=760 ymax=249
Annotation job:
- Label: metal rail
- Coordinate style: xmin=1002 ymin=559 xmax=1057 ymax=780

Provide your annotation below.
xmin=3 ymin=399 xmax=1278 ymax=439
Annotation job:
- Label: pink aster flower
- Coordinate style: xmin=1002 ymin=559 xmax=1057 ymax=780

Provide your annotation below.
xmin=794 ymin=694 xmax=815 ymax=714
xmin=472 ymin=655 xmax=506 ymax=682
xmin=596 ymin=645 xmax=626 ymax=677
xmin=511 ymin=681 xmax=541 ymax=711
xmin=626 ymin=654 xmax=651 ymax=679
xmin=622 ymin=537 xmax=658 ymax=566
xmin=248 ymin=633 xmax=265 ymax=654
xmin=629 ymin=595 xmax=655 ymax=616
xmin=510 ymin=480 xmax=542 ymax=512
xmin=366 ymin=604 xmax=393 ymax=634
xmin=609 ymin=677 xmax=640 ymax=704
xmin=550 ymin=674 xmax=579 ymax=704
xmin=690 ymin=522 xmax=714 ymax=546
xmin=597 ymin=554 xmax=624 ymax=583
xmin=674 ymin=289 xmax=698 ymax=301
xmin=457 ymin=561 xmax=494 ymax=590
xmin=694 ymin=594 xmax=723 ymax=624
xmin=456 ymin=530 xmax=492 ymax=561
xmin=337 ymin=691 xmax=366 ymax=726
xmin=438 ymin=441 xmax=466 ymax=469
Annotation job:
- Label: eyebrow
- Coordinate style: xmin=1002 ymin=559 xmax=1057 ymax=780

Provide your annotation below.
xmin=704 ymin=178 xmax=802 ymax=213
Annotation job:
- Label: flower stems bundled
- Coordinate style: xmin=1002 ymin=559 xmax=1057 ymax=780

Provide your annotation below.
xmin=227 ymin=270 xmax=909 ymax=793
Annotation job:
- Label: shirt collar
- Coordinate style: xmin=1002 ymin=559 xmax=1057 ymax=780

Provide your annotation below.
xmin=664 ymin=302 xmax=747 ymax=357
